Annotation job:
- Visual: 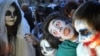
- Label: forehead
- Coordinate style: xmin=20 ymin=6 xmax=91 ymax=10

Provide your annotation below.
xmin=50 ymin=19 xmax=65 ymax=25
xmin=40 ymin=39 xmax=50 ymax=47
xmin=74 ymin=20 xmax=89 ymax=31
xmin=8 ymin=5 xmax=15 ymax=11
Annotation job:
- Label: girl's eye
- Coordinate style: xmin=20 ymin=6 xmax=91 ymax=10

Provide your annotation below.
xmin=53 ymin=31 xmax=58 ymax=36
xmin=79 ymin=29 xmax=92 ymax=36
xmin=56 ymin=22 xmax=61 ymax=26
xmin=53 ymin=31 xmax=57 ymax=35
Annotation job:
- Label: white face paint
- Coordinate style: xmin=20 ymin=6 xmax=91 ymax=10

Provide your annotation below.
xmin=74 ymin=20 xmax=96 ymax=42
xmin=5 ymin=5 xmax=17 ymax=26
xmin=48 ymin=19 xmax=74 ymax=40
xmin=40 ymin=39 xmax=56 ymax=56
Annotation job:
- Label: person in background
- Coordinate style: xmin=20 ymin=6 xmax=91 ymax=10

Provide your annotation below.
xmin=21 ymin=3 xmax=35 ymax=32
xmin=63 ymin=1 xmax=79 ymax=22
xmin=0 ymin=0 xmax=36 ymax=56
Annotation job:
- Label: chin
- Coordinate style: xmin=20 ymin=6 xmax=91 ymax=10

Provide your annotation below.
xmin=7 ymin=24 xmax=14 ymax=26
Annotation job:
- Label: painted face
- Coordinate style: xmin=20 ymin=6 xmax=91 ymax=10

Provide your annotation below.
xmin=40 ymin=39 xmax=56 ymax=56
xmin=5 ymin=5 xmax=17 ymax=26
xmin=48 ymin=19 xmax=74 ymax=40
xmin=74 ymin=20 xmax=96 ymax=42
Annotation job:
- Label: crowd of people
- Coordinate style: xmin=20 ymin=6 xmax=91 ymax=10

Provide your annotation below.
xmin=0 ymin=0 xmax=100 ymax=56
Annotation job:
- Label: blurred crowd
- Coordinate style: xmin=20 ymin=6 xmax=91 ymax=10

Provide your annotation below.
xmin=0 ymin=0 xmax=100 ymax=56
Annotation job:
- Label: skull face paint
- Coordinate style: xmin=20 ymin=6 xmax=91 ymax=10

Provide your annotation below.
xmin=48 ymin=19 xmax=74 ymax=40
xmin=40 ymin=39 xmax=56 ymax=56
xmin=74 ymin=20 xmax=96 ymax=42
xmin=5 ymin=5 xmax=17 ymax=26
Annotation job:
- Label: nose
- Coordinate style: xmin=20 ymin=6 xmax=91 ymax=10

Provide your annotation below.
xmin=59 ymin=27 xmax=62 ymax=32
xmin=11 ymin=15 xmax=14 ymax=18
xmin=11 ymin=13 xmax=14 ymax=18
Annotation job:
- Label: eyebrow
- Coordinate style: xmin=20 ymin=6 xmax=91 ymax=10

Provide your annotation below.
xmin=79 ymin=29 xmax=88 ymax=32
xmin=52 ymin=20 xmax=56 ymax=25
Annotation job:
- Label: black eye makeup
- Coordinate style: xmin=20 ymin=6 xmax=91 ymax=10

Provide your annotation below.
xmin=79 ymin=29 xmax=92 ymax=36
xmin=5 ymin=10 xmax=17 ymax=16
xmin=5 ymin=11 xmax=11 ymax=16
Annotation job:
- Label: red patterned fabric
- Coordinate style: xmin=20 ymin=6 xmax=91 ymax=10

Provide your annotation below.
xmin=83 ymin=32 xmax=100 ymax=56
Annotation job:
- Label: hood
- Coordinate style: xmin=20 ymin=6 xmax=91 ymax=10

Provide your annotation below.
xmin=0 ymin=0 xmax=23 ymax=55
xmin=0 ymin=0 xmax=26 ymax=35
xmin=0 ymin=0 xmax=25 ymax=53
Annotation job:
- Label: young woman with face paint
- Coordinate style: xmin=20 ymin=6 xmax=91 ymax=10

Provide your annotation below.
xmin=40 ymin=34 xmax=61 ymax=56
xmin=43 ymin=12 xmax=78 ymax=56
xmin=5 ymin=3 xmax=21 ymax=56
xmin=73 ymin=1 xmax=100 ymax=56
xmin=0 ymin=0 xmax=36 ymax=56
xmin=40 ymin=39 xmax=56 ymax=56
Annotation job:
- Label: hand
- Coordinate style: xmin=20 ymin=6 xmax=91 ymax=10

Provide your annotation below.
xmin=25 ymin=33 xmax=39 ymax=46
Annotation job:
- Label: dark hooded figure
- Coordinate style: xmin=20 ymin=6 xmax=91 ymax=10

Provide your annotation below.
xmin=0 ymin=0 xmax=36 ymax=56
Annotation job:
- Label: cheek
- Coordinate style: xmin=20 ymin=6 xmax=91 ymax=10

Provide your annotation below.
xmin=14 ymin=16 xmax=17 ymax=21
xmin=53 ymin=31 xmax=60 ymax=37
xmin=79 ymin=33 xmax=93 ymax=42
xmin=5 ymin=16 xmax=10 ymax=21
xmin=85 ymin=34 xmax=93 ymax=39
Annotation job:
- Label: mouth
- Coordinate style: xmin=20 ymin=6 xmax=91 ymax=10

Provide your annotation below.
xmin=6 ymin=20 xmax=15 ymax=22
xmin=9 ymin=20 xmax=15 ymax=22
xmin=63 ymin=27 xmax=70 ymax=36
